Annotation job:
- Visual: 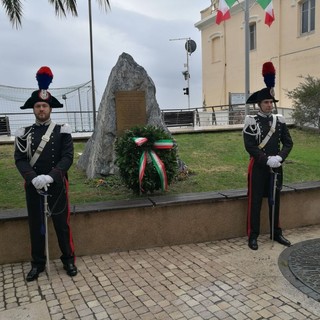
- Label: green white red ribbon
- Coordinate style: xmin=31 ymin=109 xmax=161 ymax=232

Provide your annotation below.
xmin=133 ymin=137 xmax=174 ymax=193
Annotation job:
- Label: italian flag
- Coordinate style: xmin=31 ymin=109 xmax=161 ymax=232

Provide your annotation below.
xmin=257 ymin=0 xmax=275 ymax=27
xmin=216 ymin=0 xmax=237 ymax=25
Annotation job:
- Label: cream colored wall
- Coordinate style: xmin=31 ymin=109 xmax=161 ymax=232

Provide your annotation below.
xmin=1 ymin=185 xmax=320 ymax=264
xmin=196 ymin=0 xmax=320 ymax=108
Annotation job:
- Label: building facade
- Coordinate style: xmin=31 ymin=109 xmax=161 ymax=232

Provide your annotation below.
xmin=195 ymin=0 xmax=318 ymax=108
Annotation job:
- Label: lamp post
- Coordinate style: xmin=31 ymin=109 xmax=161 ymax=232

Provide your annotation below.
xmin=88 ymin=0 xmax=96 ymax=129
xmin=169 ymin=37 xmax=196 ymax=109
xmin=184 ymin=40 xmax=191 ymax=109
xmin=62 ymin=94 xmax=70 ymax=124
xmin=244 ymin=0 xmax=250 ymax=116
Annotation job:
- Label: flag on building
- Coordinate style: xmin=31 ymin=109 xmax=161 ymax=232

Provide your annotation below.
xmin=257 ymin=0 xmax=275 ymax=27
xmin=216 ymin=0 xmax=237 ymax=25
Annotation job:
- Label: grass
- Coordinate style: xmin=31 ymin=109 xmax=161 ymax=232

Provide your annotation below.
xmin=1 ymin=128 xmax=319 ymax=209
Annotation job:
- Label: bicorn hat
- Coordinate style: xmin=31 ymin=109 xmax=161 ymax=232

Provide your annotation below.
xmin=246 ymin=87 xmax=278 ymax=104
xmin=20 ymin=90 xmax=63 ymax=109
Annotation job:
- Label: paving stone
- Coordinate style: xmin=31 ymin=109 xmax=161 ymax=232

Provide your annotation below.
xmin=1 ymin=225 xmax=320 ymax=319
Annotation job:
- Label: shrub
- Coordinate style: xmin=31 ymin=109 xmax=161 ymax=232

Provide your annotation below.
xmin=287 ymin=75 xmax=320 ymax=131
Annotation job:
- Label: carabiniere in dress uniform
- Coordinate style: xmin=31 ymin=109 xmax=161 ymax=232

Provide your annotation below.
xmin=243 ymin=86 xmax=293 ymax=251
xmin=14 ymin=66 xmax=77 ymax=281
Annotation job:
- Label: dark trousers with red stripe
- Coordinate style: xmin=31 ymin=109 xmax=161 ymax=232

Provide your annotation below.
xmin=25 ymin=179 xmax=75 ymax=268
xmin=247 ymin=158 xmax=283 ymax=239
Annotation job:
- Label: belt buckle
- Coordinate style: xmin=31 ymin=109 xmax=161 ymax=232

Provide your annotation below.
xmin=42 ymin=135 xmax=50 ymax=142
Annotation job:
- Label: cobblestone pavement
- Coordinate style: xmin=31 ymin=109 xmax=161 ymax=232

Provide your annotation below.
xmin=1 ymin=225 xmax=320 ymax=320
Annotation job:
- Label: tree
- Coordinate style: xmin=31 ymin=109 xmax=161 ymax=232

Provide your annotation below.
xmin=2 ymin=0 xmax=110 ymax=28
xmin=287 ymin=75 xmax=320 ymax=131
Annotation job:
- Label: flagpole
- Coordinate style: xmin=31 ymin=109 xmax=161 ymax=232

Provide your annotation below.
xmin=244 ymin=0 xmax=250 ymax=116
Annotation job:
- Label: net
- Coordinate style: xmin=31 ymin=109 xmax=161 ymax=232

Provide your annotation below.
xmin=0 ymin=81 xmax=93 ymax=133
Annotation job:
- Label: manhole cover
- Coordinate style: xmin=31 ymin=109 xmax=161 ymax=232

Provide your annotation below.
xmin=279 ymin=238 xmax=320 ymax=301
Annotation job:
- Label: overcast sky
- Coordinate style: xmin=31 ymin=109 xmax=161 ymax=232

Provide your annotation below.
xmin=0 ymin=0 xmax=210 ymax=110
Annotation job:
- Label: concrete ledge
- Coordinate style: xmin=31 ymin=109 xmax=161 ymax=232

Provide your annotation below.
xmin=0 ymin=181 xmax=319 ymax=264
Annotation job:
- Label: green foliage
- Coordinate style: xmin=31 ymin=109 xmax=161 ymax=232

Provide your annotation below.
xmin=115 ymin=125 xmax=178 ymax=194
xmin=287 ymin=75 xmax=320 ymax=130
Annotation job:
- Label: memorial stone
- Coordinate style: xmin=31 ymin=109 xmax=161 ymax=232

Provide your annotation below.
xmin=77 ymin=52 xmax=169 ymax=178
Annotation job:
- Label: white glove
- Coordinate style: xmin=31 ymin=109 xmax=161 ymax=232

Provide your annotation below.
xmin=44 ymin=175 xmax=53 ymax=184
xmin=42 ymin=175 xmax=53 ymax=191
xmin=267 ymin=156 xmax=281 ymax=168
xmin=35 ymin=175 xmax=47 ymax=189
xmin=32 ymin=176 xmax=43 ymax=189
xmin=275 ymin=155 xmax=283 ymax=163
xmin=32 ymin=175 xmax=53 ymax=190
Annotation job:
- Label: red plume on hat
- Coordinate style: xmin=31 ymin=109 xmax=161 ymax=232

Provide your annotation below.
xmin=36 ymin=66 xmax=53 ymax=90
xmin=262 ymin=61 xmax=275 ymax=89
xmin=246 ymin=62 xmax=278 ymax=104
xmin=262 ymin=61 xmax=278 ymax=108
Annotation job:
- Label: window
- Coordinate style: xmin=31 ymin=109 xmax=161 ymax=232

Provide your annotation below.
xmin=301 ymin=0 xmax=315 ymax=34
xmin=249 ymin=23 xmax=256 ymax=51
xmin=211 ymin=36 xmax=221 ymax=63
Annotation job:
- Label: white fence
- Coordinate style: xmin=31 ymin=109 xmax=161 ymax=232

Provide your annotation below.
xmin=161 ymin=106 xmax=294 ymax=129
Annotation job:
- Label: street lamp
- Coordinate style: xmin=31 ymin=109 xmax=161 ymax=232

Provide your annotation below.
xmin=88 ymin=0 xmax=96 ymax=129
xmin=169 ymin=37 xmax=196 ymax=109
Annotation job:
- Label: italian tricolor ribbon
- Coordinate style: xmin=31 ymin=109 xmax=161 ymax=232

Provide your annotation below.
xmin=133 ymin=137 xmax=174 ymax=193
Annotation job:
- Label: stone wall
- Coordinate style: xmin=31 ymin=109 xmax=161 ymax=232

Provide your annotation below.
xmin=0 ymin=182 xmax=319 ymax=264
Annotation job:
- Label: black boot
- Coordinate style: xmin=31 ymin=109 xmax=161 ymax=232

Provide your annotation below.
xmin=248 ymin=237 xmax=258 ymax=250
xmin=26 ymin=266 xmax=45 ymax=282
xmin=63 ymin=263 xmax=78 ymax=277
xmin=273 ymin=234 xmax=291 ymax=246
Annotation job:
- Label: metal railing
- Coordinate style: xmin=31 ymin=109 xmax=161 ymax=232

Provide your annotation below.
xmin=0 ymin=105 xmax=294 ymax=135
xmin=161 ymin=105 xmax=294 ymax=128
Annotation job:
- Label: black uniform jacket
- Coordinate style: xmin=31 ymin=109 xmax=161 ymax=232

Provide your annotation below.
xmin=243 ymin=113 xmax=293 ymax=166
xmin=14 ymin=123 xmax=74 ymax=186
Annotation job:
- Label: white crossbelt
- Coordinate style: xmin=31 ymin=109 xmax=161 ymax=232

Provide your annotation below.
xmin=29 ymin=122 xmax=56 ymax=167
xmin=258 ymin=114 xmax=276 ymax=149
